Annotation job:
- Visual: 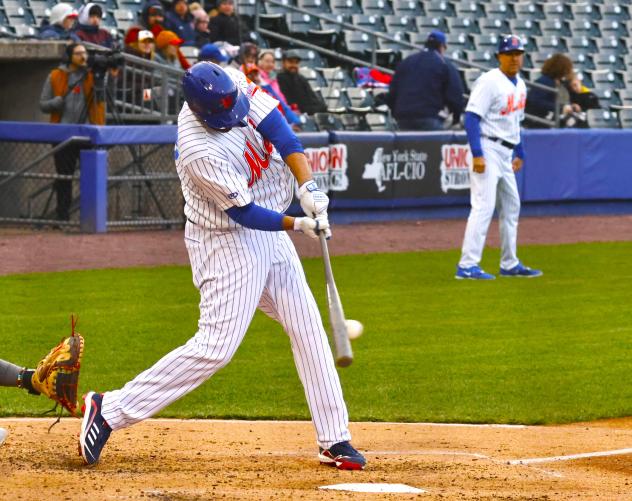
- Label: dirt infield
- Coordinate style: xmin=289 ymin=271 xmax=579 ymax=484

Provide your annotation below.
xmin=1 ymin=417 xmax=631 ymax=500
xmin=1 ymin=215 xmax=632 ymax=275
xmin=1 ymin=216 xmax=631 ymax=499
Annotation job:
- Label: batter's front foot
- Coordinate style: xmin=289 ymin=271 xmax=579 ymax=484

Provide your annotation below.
xmin=455 ymin=265 xmax=496 ymax=280
xmin=319 ymin=441 xmax=366 ymax=470
xmin=79 ymin=391 xmax=112 ymax=465
xmin=500 ymin=262 xmax=543 ymax=278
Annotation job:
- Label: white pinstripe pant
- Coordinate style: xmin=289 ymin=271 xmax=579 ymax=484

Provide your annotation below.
xmin=101 ymin=223 xmax=351 ymax=449
xmin=459 ymin=138 xmax=521 ymax=270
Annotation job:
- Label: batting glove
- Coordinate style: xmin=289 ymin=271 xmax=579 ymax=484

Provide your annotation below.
xmin=294 ymin=216 xmax=331 ymax=240
xmin=298 ymin=180 xmax=329 ymax=218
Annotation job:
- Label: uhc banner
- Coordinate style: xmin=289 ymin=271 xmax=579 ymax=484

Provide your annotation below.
xmin=302 ymin=131 xmax=472 ymax=208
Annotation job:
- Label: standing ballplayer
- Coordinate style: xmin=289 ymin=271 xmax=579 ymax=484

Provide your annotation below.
xmin=456 ymin=35 xmax=543 ymax=280
xmin=78 ymin=62 xmax=366 ymax=471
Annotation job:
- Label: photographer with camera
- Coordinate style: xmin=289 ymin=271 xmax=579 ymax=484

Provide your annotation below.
xmin=39 ymin=43 xmax=111 ymax=221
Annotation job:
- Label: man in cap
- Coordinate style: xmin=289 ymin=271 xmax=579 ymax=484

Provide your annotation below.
xmin=456 ymin=34 xmax=542 ymax=280
xmin=73 ymin=2 xmax=114 ymax=48
xmin=385 ymin=29 xmax=464 ymax=130
xmin=198 ymin=43 xmax=229 ymax=64
xmin=277 ymin=49 xmax=326 ymax=115
xmin=209 ymin=0 xmax=241 ymax=46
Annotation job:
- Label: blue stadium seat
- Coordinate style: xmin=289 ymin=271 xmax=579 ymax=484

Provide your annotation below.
xmin=569 ymin=3 xmax=601 ymax=22
xmin=509 ymin=18 xmax=541 ymax=36
xmin=392 ymin=0 xmax=423 ymax=17
xmin=540 ymin=19 xmax=572 ymax=37
xmin=599 ymin=19 xmax=629 ymax=37
xmin=297 ymin=0 xmax=331 ymax=13
xmin=513 ymin=1 xmax=545 ymax=21
xmin=568 ymin=19 xmax=601 ymax=37
xmin=618 ymin=108 xmax=632 ymax=128
xmin=601 ymin=4 xmax=630 ymax=21
xmin=351 ymin=13 xmax=385 ymax=32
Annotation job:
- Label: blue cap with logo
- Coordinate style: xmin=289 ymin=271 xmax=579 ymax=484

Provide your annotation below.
xmin=198 ymin=43 xmax=229 ymax=63
xmin=496 ymin=34 xmax=525 ymax=54
xmin=427 ymin=29 xmax=447 ymax=46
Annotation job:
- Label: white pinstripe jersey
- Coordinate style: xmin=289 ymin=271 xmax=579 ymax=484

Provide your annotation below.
xmin=175 ymin=67 xmax=294 ymax=230
xmin=466 ymin=68 xmax=526 ymax=145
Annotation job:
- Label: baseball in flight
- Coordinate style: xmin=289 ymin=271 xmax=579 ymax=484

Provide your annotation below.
xmin=345 ymin=319 xmax=364 ymax=340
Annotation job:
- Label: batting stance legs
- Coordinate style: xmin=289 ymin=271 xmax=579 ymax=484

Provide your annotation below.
xmin=459 ymin=140 xmax=520 ymax=270
xmin=100 ymin=226 xmax=350 ymax=449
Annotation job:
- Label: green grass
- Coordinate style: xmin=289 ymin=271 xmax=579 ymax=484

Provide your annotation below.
xmin=1 ymin=242 xmax=631 ymax=424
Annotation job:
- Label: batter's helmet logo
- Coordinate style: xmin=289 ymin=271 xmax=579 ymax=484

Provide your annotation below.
xmin=497 ymin=34 xmax=525 ymax=54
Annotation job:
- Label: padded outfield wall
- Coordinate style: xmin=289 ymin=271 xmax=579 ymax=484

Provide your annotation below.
xmin=0 ymin=122 xmax=631 ymax=231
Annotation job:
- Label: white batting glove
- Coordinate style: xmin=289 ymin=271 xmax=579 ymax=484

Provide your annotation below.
xmin=293 ymin=216 xmax=331 ymax=240
xmin=298 ymin=180 xmax=329 ymax=218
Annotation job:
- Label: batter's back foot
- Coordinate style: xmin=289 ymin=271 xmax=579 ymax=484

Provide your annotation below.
xmin=318 ymin=441 xmax=366 ymax=470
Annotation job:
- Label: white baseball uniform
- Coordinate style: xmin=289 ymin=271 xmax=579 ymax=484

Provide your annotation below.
xmin=459 ymin=68 xmax=526 ymax=270
xmin=101 ymin=68 xmax=352 ymax=449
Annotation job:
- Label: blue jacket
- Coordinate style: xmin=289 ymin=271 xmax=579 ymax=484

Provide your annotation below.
xmin=386 ymin=49 xmax=464 ymax=122
xmin=39 ymin=23 xmax=78 ymax=41
xmin=164 ymin=11 xmax=196 ymax=46
xmin=525 ymin=74 xmax=557 ymax=119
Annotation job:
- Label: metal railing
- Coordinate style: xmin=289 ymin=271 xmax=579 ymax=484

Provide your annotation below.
xmin=256 ymin=0 xmax=560 ymax=127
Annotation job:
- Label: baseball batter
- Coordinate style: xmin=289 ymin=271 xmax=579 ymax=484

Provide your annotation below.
xmin=456 ymin=35 xmax=542 ymax=280
xmin=79 ymin=62 xmax=366 ymax=471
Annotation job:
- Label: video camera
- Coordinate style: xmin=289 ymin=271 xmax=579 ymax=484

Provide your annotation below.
xmin=88 ymin=47 xmax=124 ymax=81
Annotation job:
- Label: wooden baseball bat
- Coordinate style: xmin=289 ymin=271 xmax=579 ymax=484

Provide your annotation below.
xmin=319 ymin=233 xmax=353 ymax=367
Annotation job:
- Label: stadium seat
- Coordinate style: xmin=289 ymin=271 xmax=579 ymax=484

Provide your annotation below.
xmin=376 ymin=31 xmax=407 ymax=53
xmin=258 ymin=13 xmax=290 ymax=36
xmin=601 ymin=4 xmax=630 ymax=22
xmin=314 ymin=112 xmax=344 ymax=130
xmin=292 ymin=48 xmax=326 ymax=68
xmin=485 ymin=1 xmax=515 ymax=19
xmin=589 ymin=68 xmax=626 ymax=89
xmin=5 ymin=4 xmax=35 ymax=27
xmin=287 ymin=12 xmax=321 ymax=37
xmin=591 ymin=87 xmax=618 ymax=108
xmin=478 ymin=17 xmax=510 ymax=34
xmin=571 ymin=52 xmax=596 ymax=71
xmin=540 ymin=19 xmax=571 ymax=37
xmin=236 ymin=0 xmax=258 ymax=17
xmin=360 ymin=0 xmax=393 ymax=16
xmin=616 ymin=88 xmax=632 ymax=105
xmin=425 ymin=0 xmax=456 ymax=17
xmin=513 ymin=1 xmax=545 ymax=21
xmin=345 ymin=86 xmax=374 ymax=110
xmin=340 ymin=112 xmax=370 ymax=131
xmin=542 ymin=2 xmax=572 ymax=21
xmin=13 ymin=24 xmax=36 ymax=37
xmin=535 ymin=35 xmax=568 ymax=52
xmin=587 ymin=109 xmax=620 ymax=128
xmin=299 ymin=66 xmax=327 ymax=88
xmin=320 ymin=13 xmax=347 ymax=32
xmin=330 ymin=0 xmax=362 ymax=16
xmin=320 ymin=87 xmax=351 ymax=112
xmin=462 ymin=67 xmax=482 ymax=89
xmin=28 ymin=3 xmax=50 ymax=25
xmin=595 ymin=36 xmax=628 ymax=56
xmin=569 ymin=3 xmax=601 ymax=22
xmin=509 ymin=18 xmax=541 ymax=36
xmin=365 ymin=112 xmax=397 ymax=131
xmin=568 ymin=19 xmax=600 ymax=37
xmin=319 ymin=66 xmax=355 ymax=88
xmin=446 ymin=17 xmax=479 ymax=35
xmin=341 ymin=30 xmax=372 ymax=58
xmin=297 ymin=114 xmax=318 ymax=131
xmin=593 ymin=53 xmax=626 ymax=71
xmin=618 ymin=108 xmax=632 ymax=128
xmin=599 ymin=19 xmax=629 ymax=37
xmin=383 ymin=14 xmax=415 ymax=34
xmin=568 ymin=35 xmax=599 ymax=54
xmin=263 ymin=0 xmax=296 ymax=15
xmin=351 ymin=14 xmax=385 ymax=32
xmin=471 ymin=34 xmax=500 ymax=52
xmin=392 ymin=0 xmax=423 ymax=17
xmin=297 ymin=0 xmax=331 ymax=14
xmin=416 ymin=17 xmax=448 ymax=35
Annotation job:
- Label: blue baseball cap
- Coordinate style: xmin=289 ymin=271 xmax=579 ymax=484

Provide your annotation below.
xmin=497 ymin=34 xmax=525 ymax=54
xmin=427 ymin=29 xmax=447 ymax=46
xmin=198 ymin=43 xmax=229 ymax=63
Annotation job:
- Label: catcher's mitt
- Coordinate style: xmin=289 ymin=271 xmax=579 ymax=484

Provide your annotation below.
xmin=31 ymin=315 xmax=84 ymax=419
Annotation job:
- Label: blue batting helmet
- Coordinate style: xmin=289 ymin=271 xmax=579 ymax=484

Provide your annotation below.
xmin=496 ymin=34 xmax=525 ymax=54
xmin=182 ymin=62 xmax=250 ymax=129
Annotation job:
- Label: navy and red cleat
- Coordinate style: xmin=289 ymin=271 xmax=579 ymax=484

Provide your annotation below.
xmin=318 ymin=441 xmax=366 ymax=470
xmin=79 ymin=391 xmax=111 ymax=465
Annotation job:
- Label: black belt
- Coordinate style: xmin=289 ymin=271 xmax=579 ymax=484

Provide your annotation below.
xmin=484 ymin=136 xmax=516 ymax=150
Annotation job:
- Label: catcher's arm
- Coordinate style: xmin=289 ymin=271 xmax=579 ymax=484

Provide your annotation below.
xmin=30 ymin=315 xmax=84 ymax=419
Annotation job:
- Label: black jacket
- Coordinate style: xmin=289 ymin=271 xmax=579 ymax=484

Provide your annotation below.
xmin=209 ymin=13 xmax=241 ymax=46
xmin=277 ymin=71 xmax=327 ymax=115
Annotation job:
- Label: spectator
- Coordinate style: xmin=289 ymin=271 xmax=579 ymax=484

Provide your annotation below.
xmin=277 ymin=49 xmax=327 ymax=115
xmin=209 ymin=0 xmax=241 ymax=45
xmin=39 ymin=43 xmax=105 ymax=221
xmin=39 ymin=3 xmax=78 ymax=40
xmin=73 ymin=3 xmax=114 ymax=48
xmin=257 ymin=50 xmax=301 ymax=128
xmin=525 ymin=53 xmax=578 ymax=126
xmin=198 ymin=42 xmax=229 ymax=64
xmin=140 ymin=1 xmax=166 ymax=36
xmin=191 ymin=9 xmax=212 ymax=48
xmin=155 ymin=30 xmax=190 ymax=69
xmin=164 ymin=0 xmax=196 ymax=46
xmin=384 ymin=30 xmax=464 ymax=130
xmin=232 ymin=41 xmax=258 ymax=68
xmin=568 ymin=74 xmax=600 ymax=112
xmin=124 ymin=29 xmax=156 ymax=61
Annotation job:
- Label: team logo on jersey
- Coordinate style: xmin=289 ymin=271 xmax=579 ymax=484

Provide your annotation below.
xmin=244 ymin=139 xmax=273 ymax=187
xmin=440 ymin=144 xmax=471 ymax=193
xmin=227 ymin=192 xmax=239 ymax=199
xmin=362 ymin=147 xmax=427 ymax=193
xmin=500 ymin=92 xmax=526 ymax=116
